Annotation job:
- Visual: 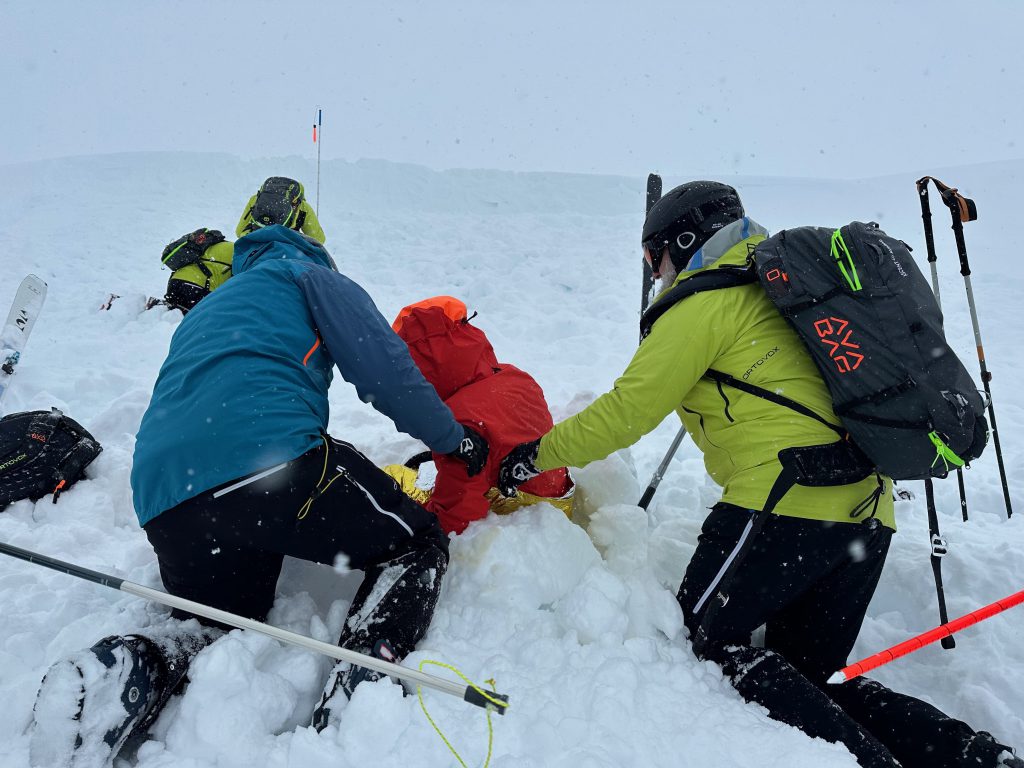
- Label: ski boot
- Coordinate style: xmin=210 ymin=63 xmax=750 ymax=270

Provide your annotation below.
xmin=961 ymin=730 xmax=1023 ymax=768
xmin=29 ymin=630 xmax=218 ymax=767
xmin=311 ymin=639 xmax=398 ymax=732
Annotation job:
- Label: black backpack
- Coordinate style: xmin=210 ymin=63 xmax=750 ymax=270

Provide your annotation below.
xmin=161 ymin=228 xmax=227 ymax=271
xmin=250 ymin=177 xmax=304 ymax=230
xmin=640 ymin=221 xmax=987 ymax=484
xmin=0 ymin=408 xmax=103 ymax=509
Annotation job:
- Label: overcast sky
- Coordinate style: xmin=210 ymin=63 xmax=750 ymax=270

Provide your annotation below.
xmin=3 ymin=0 xmax=1020 ymax=179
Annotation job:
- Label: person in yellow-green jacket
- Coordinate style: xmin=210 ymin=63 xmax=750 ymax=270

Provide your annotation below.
xmin=498 ymin=181 xmax=1021 ymax=768
xmin=161 ymin=228 xmax=234 ymax=313
xmin=235 ymin=176 xmax=326 ymax=244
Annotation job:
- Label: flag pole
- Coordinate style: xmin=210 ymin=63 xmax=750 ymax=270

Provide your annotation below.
xmin=314 ymin=107 xmax=322 ymax=216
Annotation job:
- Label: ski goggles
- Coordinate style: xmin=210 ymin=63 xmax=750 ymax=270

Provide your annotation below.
xmin=642 ymin=240 xmax=665 ymax=269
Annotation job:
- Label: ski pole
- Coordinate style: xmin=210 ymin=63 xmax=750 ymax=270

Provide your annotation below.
xmin=313 ymin=107 xmax=322 ymax=217
xmin=915 ymin=178 xmax=969 ymax=523
xmin=827 ymin=586 xmax=1024 ymax=684
xmin=917 ymin=174 xmax=967 ymax=640
xmin=923 ymin=479 xmax=955 ymax=649
xmin=919 ymin=176 xmax=1012 ymax=518
xmin=640 ymin=173 xmax=662 ymax=323
xmin=635 ymin=171 xmax=690 ymax=510
xmin=638 ymin=426 xmax=687 ymax=510
xmin=0 ymin=540 xmax=509 ymax=714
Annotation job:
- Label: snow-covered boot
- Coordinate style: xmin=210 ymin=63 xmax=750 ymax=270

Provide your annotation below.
xmin=960 ymin=730 xmax=1021 ymax=768
xmin=29 ymin=629 xmax=219 ymax=768
xmin=30 ymin=635 xmax=165 ymax=768
xmin=311 ymin=639 xmax=398 ymax=732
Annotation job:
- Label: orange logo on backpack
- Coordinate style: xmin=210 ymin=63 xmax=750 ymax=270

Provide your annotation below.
xmin=29 ymin=432 xmax=47 ymax=443
xmin=814 ymin=317 xmax=864 ymax=373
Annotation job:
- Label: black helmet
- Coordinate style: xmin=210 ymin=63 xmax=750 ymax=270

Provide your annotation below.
xmin=642 ymin=181 xmax=744 ymax=272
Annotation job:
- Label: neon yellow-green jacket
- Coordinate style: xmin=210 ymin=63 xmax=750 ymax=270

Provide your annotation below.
xmin=235 ymin=183 xmax=326 ymax=244
xmin=168 ymin=240 xmax=234 ymax=292
xmin=536 ymin=219 xmax=894 ymax=529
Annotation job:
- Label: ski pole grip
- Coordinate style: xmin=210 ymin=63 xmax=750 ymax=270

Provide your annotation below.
xmin=463 ymin=686 xmax=510 ymax=715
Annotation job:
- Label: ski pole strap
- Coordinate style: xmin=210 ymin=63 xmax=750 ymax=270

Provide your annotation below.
xmin=916 ymin=176 xmax=977 ymax=224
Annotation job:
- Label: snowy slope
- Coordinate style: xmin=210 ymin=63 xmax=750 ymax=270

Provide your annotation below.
xmin=0 ymin=153 xmax=1021 ymax=768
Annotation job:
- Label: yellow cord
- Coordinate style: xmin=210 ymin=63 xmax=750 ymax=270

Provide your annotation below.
xmin=297 ymin=435 xmax=342 ymax=520
xmin=417 ymin=660 xmax=507 ymax=768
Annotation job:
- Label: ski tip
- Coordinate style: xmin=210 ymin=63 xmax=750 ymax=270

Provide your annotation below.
xmin=826 ymin=671 xmax=847 ymax=685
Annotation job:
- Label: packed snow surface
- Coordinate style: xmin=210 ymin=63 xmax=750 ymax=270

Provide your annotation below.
xmin=0 ymin=153 xmax=1021 ymax=767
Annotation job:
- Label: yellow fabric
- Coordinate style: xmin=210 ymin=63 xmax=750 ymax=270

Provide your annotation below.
xmin=235 ymin=189 xmax=326 ymax=244
xmin=536 ymin=234 xmax=894 ymax=530
xmin=382 ymin=464 xmax=575 ymax=522
xmin=484 ymin=487 xmax=574 ymax=519
xmin=168 ymin=240 xmax=234 ymax=291
xmin=383 ymin=463 xmax=433 ymax=505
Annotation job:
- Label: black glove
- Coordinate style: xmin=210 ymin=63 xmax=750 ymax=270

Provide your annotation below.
xmin=448 ymin=425 xmax=489 ymax=477
xmin=498 ymin=439 xmax=541 ymax=497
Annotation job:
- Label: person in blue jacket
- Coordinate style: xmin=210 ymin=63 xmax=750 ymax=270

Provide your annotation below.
xmin=29 ymin=226 xmax=489 ymax=764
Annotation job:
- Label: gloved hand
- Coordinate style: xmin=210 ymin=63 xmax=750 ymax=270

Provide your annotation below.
xmin=448 ymin=425 xmax=489 ymax=477
xmin=498 ymin=439 xmax=541 ymax=497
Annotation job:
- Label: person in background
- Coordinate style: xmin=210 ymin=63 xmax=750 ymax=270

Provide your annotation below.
xmin=159 ymin=227 xmax=234 ymax=313
xmin=386 ymin=295 xmax=573 ymax=535
xmin=30 ymin=226 xmax=488 ymax=766
xmin=236 ymin=176 xmax=326 ymax=244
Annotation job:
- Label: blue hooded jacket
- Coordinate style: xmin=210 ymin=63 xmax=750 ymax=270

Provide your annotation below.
xmin=130 ymin=226 xmax=463 ymax=526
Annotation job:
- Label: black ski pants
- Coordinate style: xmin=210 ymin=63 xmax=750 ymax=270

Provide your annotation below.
xmin=144 ymin=436 xmax=449 ymax=659
xmin=678 ymin=503 xmax=1013 ymax=768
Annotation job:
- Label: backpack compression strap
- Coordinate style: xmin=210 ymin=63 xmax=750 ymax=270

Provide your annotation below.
xmin=639 ymin=266 xmax=756 ymax=341
xmin=162 ymin=229 xmax=226 ymax=271
xmin=26 ymin=409 xmax=101 ymax=501
xmin=703 ymin=369 xmax=845 ymax=436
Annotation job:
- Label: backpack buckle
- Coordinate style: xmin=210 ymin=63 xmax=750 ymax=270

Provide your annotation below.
xmin=930 ymin=534 xmax=949 ymax=558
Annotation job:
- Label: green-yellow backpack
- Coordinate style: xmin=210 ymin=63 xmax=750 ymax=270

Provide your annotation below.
xmin=160 ymin=228 xmax=234 ymax=312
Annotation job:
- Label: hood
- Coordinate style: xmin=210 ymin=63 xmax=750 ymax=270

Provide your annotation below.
xmin=683 ymin=217 xmax=770 ymax=271
xmin=395 ymin=306 xmax=499 ymax=401
xmin=232 ymin=224 xmax=336 ymax=274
